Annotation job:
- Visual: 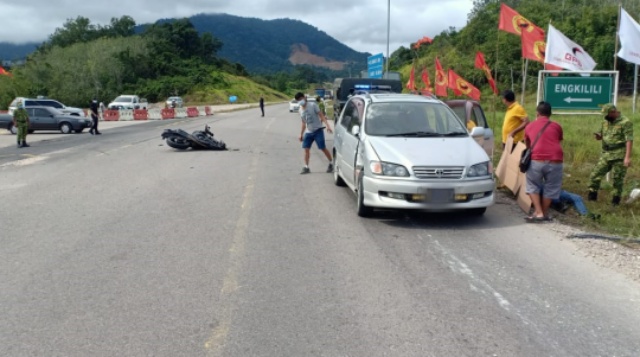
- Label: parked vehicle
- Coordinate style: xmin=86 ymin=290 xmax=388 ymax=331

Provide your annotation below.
xmin=289 ymin=99 xmax=300 ymax=113
xmin=161 ymin=124 xmax=226 ymax=150
xmin=9 ymin=97 xmax=84 ymax=116
xmin=445 ymin=99 xmax=495 ymax=157
xmin=332 ymin=93 xmax=494 ymax=217
xmin=332 ymin=78 xmax=402 ymax=121
xmin=1 ymin=106 xmax=91 ymax=134
xmin=166 ymin=96 xmax=184 ymax=108
xmin=108 ymin=95 xmax=148 ymax=110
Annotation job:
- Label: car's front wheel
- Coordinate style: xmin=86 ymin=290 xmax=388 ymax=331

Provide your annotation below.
xmin=356 ymin=174 xmax=373 ymax=217
xmin=59 ymin=122 xmax=73 ymax=134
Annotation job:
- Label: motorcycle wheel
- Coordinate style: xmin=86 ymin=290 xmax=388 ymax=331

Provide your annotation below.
xmin=191 ymin=131 xmax=226 ymax=150
xmin=165 ymin=136 xmax=191 ymax=150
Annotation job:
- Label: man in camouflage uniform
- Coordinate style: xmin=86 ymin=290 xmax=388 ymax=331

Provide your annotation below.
xmin=587 ymin=103 xmax=633 ymax=205
xmin=12 ymin=100 xmax=30 ymax=148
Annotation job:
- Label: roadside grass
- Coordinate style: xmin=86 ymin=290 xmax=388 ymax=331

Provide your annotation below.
xmin=185 ymin=73 xmax=289 ymax=106
xmin=489 ymin=94 xmax=640 ymax=238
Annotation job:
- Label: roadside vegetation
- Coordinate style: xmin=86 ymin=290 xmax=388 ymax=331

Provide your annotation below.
xmin=0 ymin=16 xmax=328 ymax=109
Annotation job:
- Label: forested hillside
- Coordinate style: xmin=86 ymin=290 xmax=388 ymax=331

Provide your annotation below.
xmin=0 ymin=17 xmax=286 ymax=108
xmin=390 ymin=0 xmax=639 ymax=95
xmin=164 ymin=14 xmax=369 ymax=74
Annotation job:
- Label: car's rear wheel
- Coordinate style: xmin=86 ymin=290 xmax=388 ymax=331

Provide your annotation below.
xmin=333 ymin=154 xmax=346 ymax=187
xmin=356 ymin=174 xmax=373 ymax=217
xmin=59 ymin=122 xmax=73 ymax=134
xmin=28 ymin=129 xmax=34 ymax=134
xmin=8 ymin=124 xmax=17 ymax=135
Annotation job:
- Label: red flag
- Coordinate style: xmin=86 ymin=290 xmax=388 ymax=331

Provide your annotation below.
xmin=474 ymin=51 xmax=498 ymax=95
xmin=545 ymin=63 xmax=563 ymax=76
xmin=412 ymin=36 xmax=433 ymax=50
xmin=406 ymin=64 xmax=416 ymax=91
xmin=498 ymin=3 xmax=543 ymax=36
xmin=0 ymin=65 xmax=11 ymax=77
xmin=521 ymin=26 xmax=547 ymax=63
xmin=448 ymin=70 xmax=481 ymax=101
xmin=421 ymin=66 xmax=433 ymax=95
xmin=434 ymin=57 xmax=448 ymax=97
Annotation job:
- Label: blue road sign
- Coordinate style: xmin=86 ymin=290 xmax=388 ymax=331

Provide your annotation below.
xmin=367 ymin=53 xmax=384 ymax=79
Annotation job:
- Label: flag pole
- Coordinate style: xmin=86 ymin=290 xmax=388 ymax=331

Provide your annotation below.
xmin=521 ymin=59 xmax=529 ymax=105
xmin=614 ymin=4 xmax=621 ymax=71
xmin=633 ymin=64 xmax=638 ymax=114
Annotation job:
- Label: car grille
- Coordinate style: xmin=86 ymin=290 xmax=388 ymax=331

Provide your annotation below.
xmin=413 ymin=166 xmax=464 ymax=179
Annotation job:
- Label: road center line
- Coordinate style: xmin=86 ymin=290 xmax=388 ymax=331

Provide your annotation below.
xmin=204 ymin=117 xmax=274 ymax=355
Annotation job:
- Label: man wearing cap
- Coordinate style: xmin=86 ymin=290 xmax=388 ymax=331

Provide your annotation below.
xmin=12 ymin=100 xmax=30 ymax=148
xmin=587 ymin=103 xmax=633 ymax=205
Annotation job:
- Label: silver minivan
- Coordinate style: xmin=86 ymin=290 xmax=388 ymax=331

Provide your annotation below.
xmin=332 ymin=93 xmax=495 ymax=217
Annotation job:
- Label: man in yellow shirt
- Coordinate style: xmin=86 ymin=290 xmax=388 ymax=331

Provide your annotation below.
xmin=501 ymin=90 xmax=529 ymax=148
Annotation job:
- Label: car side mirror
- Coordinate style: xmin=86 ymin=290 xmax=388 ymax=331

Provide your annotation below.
xmin=351 ymin=125 xmax=360 ymax=136
xmin=470 ymin=126 xmax=485 ymax=137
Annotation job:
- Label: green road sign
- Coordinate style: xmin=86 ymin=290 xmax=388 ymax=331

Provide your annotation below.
xmin=543 ymin=77 xmax=613 ymax=110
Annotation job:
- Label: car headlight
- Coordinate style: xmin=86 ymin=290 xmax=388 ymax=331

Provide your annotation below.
xmin=467 ymin=162 xmax=490 ymax=177
xmin=369 ymin=161 xmax=410 ymax=177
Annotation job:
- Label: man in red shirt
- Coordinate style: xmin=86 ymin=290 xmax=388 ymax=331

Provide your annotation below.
xmin=523 ymin=102 xmax=564 ymax=222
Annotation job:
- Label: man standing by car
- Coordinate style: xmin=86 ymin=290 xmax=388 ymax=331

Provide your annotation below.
xmin=295 ymin=92 xmax=333 ymax=174
xmin=501 ymin=89 xmax=529 ymax=149
xmin=13 ymin=100 xmax=29 ymax=148
xmin=89 ymin=98 xmax=101 ymax=135
xmin=587 ymin=103 xmax=633 ymax=206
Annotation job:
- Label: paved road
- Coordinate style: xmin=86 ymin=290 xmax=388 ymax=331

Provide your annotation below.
xmin=1 ymin=104 xmax=640 ymax=356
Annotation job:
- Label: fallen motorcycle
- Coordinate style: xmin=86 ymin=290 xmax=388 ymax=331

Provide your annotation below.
xmin=161 ymin=125 xmax=226 ymax=150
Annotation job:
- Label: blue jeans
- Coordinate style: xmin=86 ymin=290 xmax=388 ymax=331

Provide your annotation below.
xmin=552 ymin=190 xmax=588 ymax=215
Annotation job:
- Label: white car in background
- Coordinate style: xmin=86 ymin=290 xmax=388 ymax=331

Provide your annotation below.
xmin=289 ymin=99 xmax=300 ymax=113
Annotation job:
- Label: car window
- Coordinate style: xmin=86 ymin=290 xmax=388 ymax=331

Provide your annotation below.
xmin=26 ymin=108 xmax=36 ymax=116
xmin=37 ymin=100 xmax=64 ymax=109
xmin=449 ymin=106 xmax=466 ymax=123
xmin=365 ymin=102 xmax=467 ymax=136
xmin=472 ymin=106 xmax=487 ymax=128
xmin=114 ymin=96 xmax=133 ymax=102
xmin=25 ymin=100 xmax=37 ymax=106
xmin=341 ymin=101 xmax=361 ymax=133
xmin=34 ymin=108 xmax=51 ymax=117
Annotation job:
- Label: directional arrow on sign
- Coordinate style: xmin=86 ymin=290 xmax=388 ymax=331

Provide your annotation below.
xmin=564 ymin=97 xmax=593 ymax=103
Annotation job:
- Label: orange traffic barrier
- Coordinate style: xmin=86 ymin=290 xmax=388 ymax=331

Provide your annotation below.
xmin=187 ymin=107 xmax=199 ymax=117
xmin=103 ymin=110 xmax=120 ymax=121
xmin=133 ymin=109 xmax=148 ymax=120
xmin=161 ymin=108 xmax=175 ymax=120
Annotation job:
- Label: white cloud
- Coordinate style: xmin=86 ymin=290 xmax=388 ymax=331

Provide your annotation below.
xmin=0 ymin=0 xmax=474 ymax=54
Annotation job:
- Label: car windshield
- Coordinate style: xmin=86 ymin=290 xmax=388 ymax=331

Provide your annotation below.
xmin=365 ymin=102 xmax=468 ymax=137
xmin=114 ymin=96 xmax=133 ymax=102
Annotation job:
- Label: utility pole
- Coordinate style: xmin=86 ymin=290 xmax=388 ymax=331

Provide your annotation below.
xmin=386 ymin=0 xmax=390 ymax=76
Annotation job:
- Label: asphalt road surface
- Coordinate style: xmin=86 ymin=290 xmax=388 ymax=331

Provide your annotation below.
xmin=1 ymin=105 xmax=640 ymax=356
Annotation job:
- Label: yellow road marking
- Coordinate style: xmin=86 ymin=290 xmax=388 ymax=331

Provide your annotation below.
xmin=204 ymin=117 xmax=274 ymax=355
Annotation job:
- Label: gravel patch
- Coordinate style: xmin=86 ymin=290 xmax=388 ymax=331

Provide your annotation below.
xmin=497 ymin=189 xmax=640 ymax=283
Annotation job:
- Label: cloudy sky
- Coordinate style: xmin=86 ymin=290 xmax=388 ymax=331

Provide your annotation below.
xmin=0 ymin=0 xmax=474 ymax=55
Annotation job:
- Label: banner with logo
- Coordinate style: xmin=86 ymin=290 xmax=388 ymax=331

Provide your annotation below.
xmin=421 ymin=66 xmax=433 ymax=95
xmin=474 ymin=51 xmax=498 ymax=94
xmin=618 ymin=8 xmax=640 ymax=66
xmin=498 ymin=3 xmax=543 ymax=36
xmin=406 ymin=63 xmax=416 ymax=91
xmin=521 ymin=26 xmax=546 ymax=63
xmin=448 ymin=70 xmax=481 ymax=101
xmin=545 ymin=24 xmax=597 ymax=71
xmin=434 ymin=57 xmax=448 ymax=97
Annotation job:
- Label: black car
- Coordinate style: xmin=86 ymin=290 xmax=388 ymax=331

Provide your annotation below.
xmin=0 ymin=106 xmax=91 ymax=134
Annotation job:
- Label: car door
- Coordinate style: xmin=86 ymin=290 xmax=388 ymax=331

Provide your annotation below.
xmin=339 ymin=99 xmax=364 ymax=189
xmin=37 ymin=108 xmax=58 ymax=130
xmin=471 ymin=104 xmax=494 ymax=157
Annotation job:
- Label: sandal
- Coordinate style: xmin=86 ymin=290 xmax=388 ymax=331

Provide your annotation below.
xmin=524 ymin=216 xmax=547 ymax=223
